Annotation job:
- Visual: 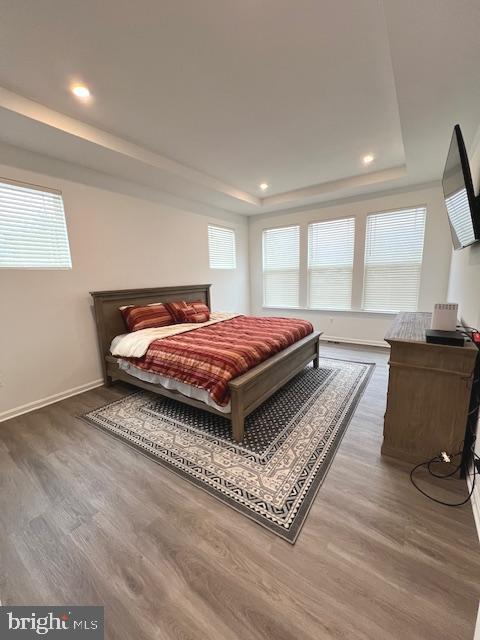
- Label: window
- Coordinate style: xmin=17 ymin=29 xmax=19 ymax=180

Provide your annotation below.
xmin=0 ymin=179 xmax=71 ymax=268
xmin=208 ymin=225 xmax=236 ymax=269
xmin=308 ymin=217 xmax=355 ymax=310
xmin=363 ymin=207 xmax=426 ymax=312
xmin=263 ymin=225 xmax=300 ymax=307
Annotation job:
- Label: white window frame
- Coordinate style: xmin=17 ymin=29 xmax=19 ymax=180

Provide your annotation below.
xmin=362 ymin=205 xmax=426 ymax=313
xmin=262 ymin=224 xmax=300 ymax=308
xmin=307 ymin=216 xmax=355 ymax=311
xmin=208 ymin=224 xmax=236 ymax=270
xmin=0 ymin=177 xmax=72 ymax=270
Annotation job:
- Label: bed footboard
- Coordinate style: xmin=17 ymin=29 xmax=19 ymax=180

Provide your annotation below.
xmin=229 ymin=331 xmax=322 ymax=442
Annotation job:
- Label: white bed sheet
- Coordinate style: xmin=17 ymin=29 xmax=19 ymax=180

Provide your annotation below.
xmin=117 ymin=360 xmax=231 ymax=413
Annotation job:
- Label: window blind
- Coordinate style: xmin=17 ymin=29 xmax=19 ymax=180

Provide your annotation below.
xmin=363 ymin=207 xmax=426 ymax=312
xmin=0 ymin=179 xmax=71 ymax=268
xmin=308 ymin=217 xmax=355 ymax=310
xmin=445 ymin=187 xmax=476 ymax=248
xmin=263 ymin=226 xmax=300 ymax=307
xmin=208 ymin=225 xmax=236 ymax=269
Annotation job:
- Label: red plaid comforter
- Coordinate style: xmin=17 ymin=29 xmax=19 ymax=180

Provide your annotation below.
xmin=123 ymin=315 xmax=314 ymax=406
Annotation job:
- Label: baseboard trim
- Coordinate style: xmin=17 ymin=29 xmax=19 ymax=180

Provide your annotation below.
xmin=0 ymin=379 xmax=104 ymax=423
xmin=467 ymin=472 xmax=480 ymax=543
xmin=320 ymin=335 xmax=389 ymax=349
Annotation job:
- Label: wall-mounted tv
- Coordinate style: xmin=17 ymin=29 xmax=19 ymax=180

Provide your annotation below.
xmin=442 ymin=124 xmax=480 ymax=250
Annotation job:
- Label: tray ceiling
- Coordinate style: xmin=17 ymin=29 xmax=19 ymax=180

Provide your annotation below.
xmin=0 ymin=0 xmax=479 ymax=214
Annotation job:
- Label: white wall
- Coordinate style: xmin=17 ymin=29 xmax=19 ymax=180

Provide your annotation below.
xmin=249 ymin=184 xmax=452 ymax=345
xmin=0 ymin=159 xmax=249 ymax=419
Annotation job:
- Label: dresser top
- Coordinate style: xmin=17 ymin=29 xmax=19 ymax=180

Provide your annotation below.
xmin=385 ymin=312 xmax=477 ymax=351
xmin=385 ymin=312 xmax=432 ymax=342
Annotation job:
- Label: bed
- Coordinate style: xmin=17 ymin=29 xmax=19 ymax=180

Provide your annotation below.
xmin=90 ymin=284 xmax=322 ymax=442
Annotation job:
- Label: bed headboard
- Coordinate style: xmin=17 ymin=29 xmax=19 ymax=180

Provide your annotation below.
xmin=90 ymin=284 xmax=211 ymax=371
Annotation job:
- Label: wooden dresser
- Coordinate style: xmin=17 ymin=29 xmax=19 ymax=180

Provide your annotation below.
xmin=382 ymin=312 xmax=477 ymax=463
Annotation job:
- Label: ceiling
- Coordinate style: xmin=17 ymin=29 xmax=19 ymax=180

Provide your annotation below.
xmin=0 ymin=0 xmax=479 ymax=215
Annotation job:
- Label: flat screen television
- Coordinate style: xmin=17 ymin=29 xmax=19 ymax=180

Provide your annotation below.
xmin=442 ymin=124 xmax=480 ymax=250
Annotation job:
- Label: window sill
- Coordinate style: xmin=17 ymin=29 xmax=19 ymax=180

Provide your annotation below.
xmin=0 ymin=266 xmax=72 ymax=270
xmin=262 ymin=306 xmax=398 ymax=316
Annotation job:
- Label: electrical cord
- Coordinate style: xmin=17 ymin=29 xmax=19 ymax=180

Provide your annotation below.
xmin=410 ymin=452 xmax=476 ymax=507
xmin=427 ymin=455 xmax=463 ymax=479
xmin=410 ymin=376 xmax=479 ymax=505
xmin=457 ymin=325 xmax=480 ymax=332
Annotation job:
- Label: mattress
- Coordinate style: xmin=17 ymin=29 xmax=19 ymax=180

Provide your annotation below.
xmin=112 ymin=314 xmax=314 ymax=409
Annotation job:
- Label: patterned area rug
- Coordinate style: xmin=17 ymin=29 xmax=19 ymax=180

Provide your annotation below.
xmin=82 ymin=357 xmax=374 ymax=542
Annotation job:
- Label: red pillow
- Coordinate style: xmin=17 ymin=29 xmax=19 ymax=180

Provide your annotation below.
xmin=165 ymin=300 xmax=210 ymax=324
xmin=164 ymin=301 xmax=188 ymax=323
xmin=181 ymin=307 xmax=210 ymax=323
xmin=120 ymin=303 xmax=175 ymax=332
xmin=191 ymin=301 xmax=211 ymax=319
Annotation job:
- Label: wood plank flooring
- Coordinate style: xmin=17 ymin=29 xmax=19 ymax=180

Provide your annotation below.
xmin=0 ymin=344 xmax=479 ymax=639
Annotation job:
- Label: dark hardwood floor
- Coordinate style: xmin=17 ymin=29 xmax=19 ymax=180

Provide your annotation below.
xmin=0 ymin=344 xmax=479 ymax=639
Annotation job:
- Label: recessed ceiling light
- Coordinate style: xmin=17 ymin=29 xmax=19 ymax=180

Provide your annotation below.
xmin=259 ymin=183 xmax=269 ymax=191
xmin=71 ymin=84 xmax=91 ymax=99
xmin=363 ymin=154 xmax=374 ymax=165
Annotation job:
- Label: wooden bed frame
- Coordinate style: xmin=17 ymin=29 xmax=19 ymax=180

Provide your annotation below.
xmin=90 ymin=284 xmax=322 ymax=442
